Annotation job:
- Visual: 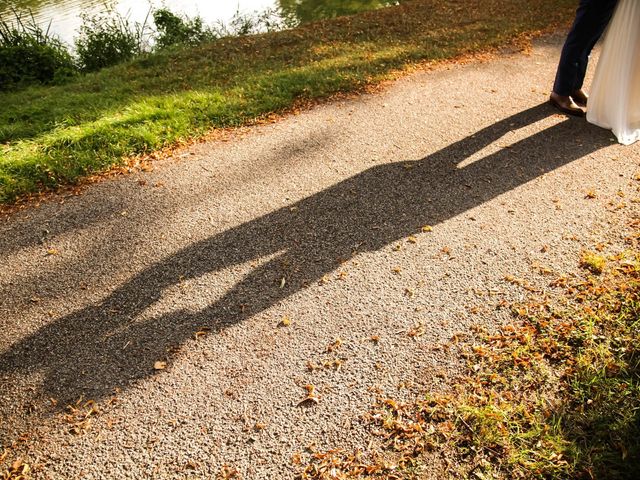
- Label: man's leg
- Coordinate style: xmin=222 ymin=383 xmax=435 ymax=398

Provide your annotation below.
xmin=551 ymin=0 xmax=618 ymax=115
xmin=570 ymin=0 xmax=618 ymax=94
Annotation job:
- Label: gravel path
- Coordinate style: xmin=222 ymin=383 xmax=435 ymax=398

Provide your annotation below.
xmin=1 ymin=33 xmax=639 ymax=479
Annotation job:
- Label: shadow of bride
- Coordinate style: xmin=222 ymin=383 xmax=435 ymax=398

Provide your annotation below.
xmin=0 ymin=103 xmax=612 ymax=418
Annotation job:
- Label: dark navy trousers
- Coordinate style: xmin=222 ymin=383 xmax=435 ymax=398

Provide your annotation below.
xmin=553 ymin=0 xmax=618 ymax=96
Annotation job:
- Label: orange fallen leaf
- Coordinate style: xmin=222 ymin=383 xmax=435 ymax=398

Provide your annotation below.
xmin=326 ymin=337 xmax=343 ymax=352
xmin=195 ymin=327 xmax=211 ymax=339
xmin=298 ymin=384 xmax=320 ymax=406
xmin=153 ymin=361 xmax=167 ymax=370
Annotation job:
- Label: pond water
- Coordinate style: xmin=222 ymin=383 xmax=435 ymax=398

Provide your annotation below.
xmin=0 ymin=0 xmax=398 ymax=46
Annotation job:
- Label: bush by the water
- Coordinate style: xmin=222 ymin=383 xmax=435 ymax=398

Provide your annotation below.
xmin=0 ymin=13 xmax=77 ymax=90
xmin=75 ymin=10 xmax=149 ymax=72
xmin=153 ymin=9 xmax=216 ymax=49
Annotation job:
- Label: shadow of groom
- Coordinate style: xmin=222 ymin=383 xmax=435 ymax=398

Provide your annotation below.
xmin=0 ymin=103 xmax=612 ymax=420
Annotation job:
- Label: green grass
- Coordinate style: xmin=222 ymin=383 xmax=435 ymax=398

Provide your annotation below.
xmin=581 ymin=250 xmax=607 ymax=275
xmin=0 ymin=0 xmax=577 ymax=203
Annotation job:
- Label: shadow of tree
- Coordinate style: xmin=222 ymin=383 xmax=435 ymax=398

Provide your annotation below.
xmin=0 ymin=104 xmax=612 ymax=425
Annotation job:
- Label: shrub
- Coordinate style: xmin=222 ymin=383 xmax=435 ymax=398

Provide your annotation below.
xmin=0 ymin=13 xmax=77 ymax=90
xmin=213 ymin=8 xmax=294 ymax=38
xmin=153 ymin=8 xmax=216 ymax=49
xmin=75 ymin=9 xmax=149 ymax=72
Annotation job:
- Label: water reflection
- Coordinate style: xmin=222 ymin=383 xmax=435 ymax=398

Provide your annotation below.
xmin=0 ymin=0 xmax=399 ymax=45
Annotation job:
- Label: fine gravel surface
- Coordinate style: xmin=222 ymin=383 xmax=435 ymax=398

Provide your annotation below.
xmin=1 ymin=33 xmax=639 ymax=479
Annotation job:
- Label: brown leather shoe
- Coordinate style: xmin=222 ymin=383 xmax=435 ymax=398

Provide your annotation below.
xmin=550 ymin=92 xmax=585 ymax=117
xmin=571 ymin=89 xmax=589 ymax=107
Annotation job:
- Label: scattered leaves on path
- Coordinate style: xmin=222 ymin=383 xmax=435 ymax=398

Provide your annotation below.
xmin=1 ymin=457 xmax=30 ymax=480
xmin=300 ymin=227 xmax=640 ymax=479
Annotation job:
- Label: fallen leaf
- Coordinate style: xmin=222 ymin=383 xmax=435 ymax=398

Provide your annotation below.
xmin=195 ymin=327 xmax=211 ymax=339
xmin=153 ymin=361 xmax=167 ymax=370
xmin=218 ymin=465 xmax=239 ymax=479
xmin=408 ymin=323 xmax=426 ymax=338
xmin=326 ymin=337 xmax=343 ymax=352
xmin=279 ymin=317 xmax=292 ymax=327
xmin=298 ymin=384 xmax=320 ymax=406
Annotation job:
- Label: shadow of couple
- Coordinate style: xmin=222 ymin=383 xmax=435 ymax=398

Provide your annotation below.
xmin=0 ymin=103 xmax=612 ymax=426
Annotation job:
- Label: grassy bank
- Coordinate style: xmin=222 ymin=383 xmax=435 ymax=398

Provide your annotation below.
xmin=0 ymin=0 xmax=576 ymax=203
xmin=301 ymin=219 xmax=640 ymax=479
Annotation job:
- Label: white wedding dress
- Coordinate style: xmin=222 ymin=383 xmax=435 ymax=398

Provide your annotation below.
xmin=587 ymin=0 xmax=640 ymax=145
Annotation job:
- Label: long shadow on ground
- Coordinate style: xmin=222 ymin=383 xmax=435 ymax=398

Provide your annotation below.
xmin=0 ymin=104 xmax=612 ymax=431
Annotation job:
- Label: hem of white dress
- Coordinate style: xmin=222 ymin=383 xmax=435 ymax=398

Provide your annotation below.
xmin=587 ymin=116 xmax=639 ymax=146
xmin=615 ymin=131 xmax=640 ymax=146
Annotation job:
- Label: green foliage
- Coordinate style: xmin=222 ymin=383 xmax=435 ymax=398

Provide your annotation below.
xmin=0 ymin=12 xmax=76 ymax=91
xmin=580 ymin=250 xmax=607 ymax=275
xmin=75 ymin=9 xmax=149 ymax=72
xmin=153 ymin=8 xmax=216 ymax=49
